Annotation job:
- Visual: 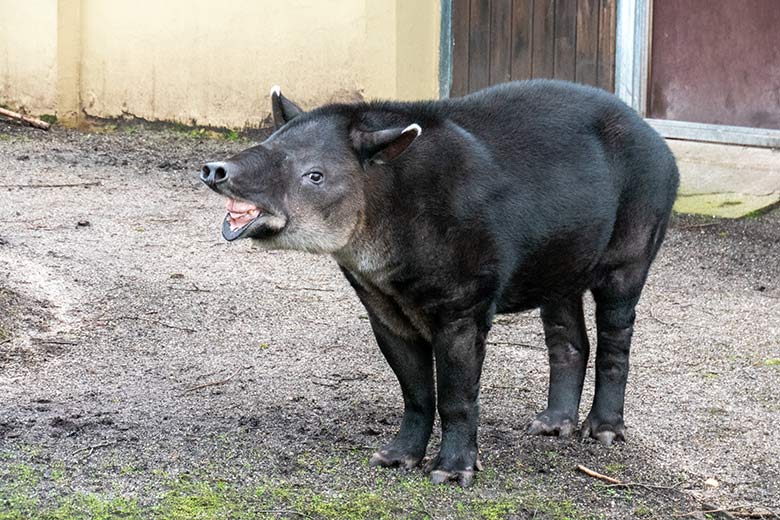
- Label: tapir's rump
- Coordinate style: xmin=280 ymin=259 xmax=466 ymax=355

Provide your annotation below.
xmin=201 ymin=80 xmax=679 ymax=486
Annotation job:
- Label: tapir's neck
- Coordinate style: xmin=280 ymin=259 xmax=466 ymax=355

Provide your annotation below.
xmin=332 ymin=174 xmax=402 ymax=277
xmin=332 ymin=217 xmax=395 ymax=276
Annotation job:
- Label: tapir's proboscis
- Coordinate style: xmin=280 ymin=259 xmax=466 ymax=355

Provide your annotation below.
xmin=200 ymin=81 xmax=679 ymax=486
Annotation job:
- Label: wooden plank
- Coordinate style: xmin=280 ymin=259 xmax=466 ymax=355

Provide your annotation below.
xmin=554 ymin=0 xmax=577 ymax=81
xmin=510 ymin=0 xmax=534 ymax=80
xmin=576 ymin=0 xmax=599 ymax=86
xmin=468 ymin=0 xmax=492 ymax=91
xmin=489 ymin=0 xmax=513 ymax=84
xmin=451 ymin=0 xmax=471 ymax=96
xmin=597 ymin=0 xmax=617 ymax=91
xmin=532 ymin=0 xmax=556 ymax=78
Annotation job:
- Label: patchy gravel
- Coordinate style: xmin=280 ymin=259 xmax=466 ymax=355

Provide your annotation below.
xmin=0 ymin=120 xmax=778 ymax=519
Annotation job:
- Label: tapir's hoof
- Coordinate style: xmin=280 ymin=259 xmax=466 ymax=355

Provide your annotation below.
xmin=580 ymin=416 xmax=626 ymax=446
xmin=369 ymin=448 xmax=423 ymax=470
xmin=430 ymin=469 xmax=476 ymax=487
xmin=425 ymin=454 xmax=483 ymax=487
xmin=527 ymin=410 xmax=578 ymax=437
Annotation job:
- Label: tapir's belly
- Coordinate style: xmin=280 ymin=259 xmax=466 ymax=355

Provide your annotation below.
xmin=494 ymin=224 xmax=612 ymax=313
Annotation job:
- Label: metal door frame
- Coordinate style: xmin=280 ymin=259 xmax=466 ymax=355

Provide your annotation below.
xmin=616 ymin=0 xmax=780 ymax=147
xmin=439 ymin=0 xmax=453 ymax=99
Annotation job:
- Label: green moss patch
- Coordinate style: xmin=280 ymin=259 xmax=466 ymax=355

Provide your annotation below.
xmin=0 ymin=461 xmax=593 ymax=520
xmin=674 ymin=192 xmax=780 ymax=219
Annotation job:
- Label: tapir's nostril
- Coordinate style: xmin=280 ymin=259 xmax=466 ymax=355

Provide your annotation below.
xmin=200 ymin=161 xmax=231 ymax=187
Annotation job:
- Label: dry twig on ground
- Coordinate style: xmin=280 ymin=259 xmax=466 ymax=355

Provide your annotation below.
xmin=312 ymin=373 xmax=368 ymax=388
xmin=275 ymin=285 xmax=336 ymax=293
xmin=577 ymin=464 xmax=682 ymax=491
xmin=0 ymin=181 xmax=101 ymax=189
xmin=182 ymin=367 xmax=246 ymax=394
xmin=32 ymin=338 xmax=78 ymax=346
xmin=110 ymin=315 xmax=197 ymax=333
xmin=169 ymin=283 xmax=212 ymax=293
xmin=257 ymin=510 xmax=313 ymax=519
xmin=674 ymin=504 xmax=779 ymax=519
xmin=488 ymin=340 xmax=545 ymax=350
xmin=576 ymin=464 xmax=623 ymax=485
xmin=71 ymin=441 xmax=117 ymax=460
xmin=0 ymin=107 xmax=51 ymax=130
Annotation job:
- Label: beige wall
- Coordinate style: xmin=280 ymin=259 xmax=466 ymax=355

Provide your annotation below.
xmin=0 ymin=0 xmax=58 ymax=115
xmin=0 ymin=0 xmax=441 ymax=128
xmin=396 ymin=0 xmax=441 ymax=101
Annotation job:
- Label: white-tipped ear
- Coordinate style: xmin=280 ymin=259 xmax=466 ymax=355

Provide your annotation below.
xmin=270 ymin=87 xmax=304 ymax=129
xmin=351 ymin=123 xmax=422 ymax=165
xmin=403 ymin=123 xmax=422 ymax=137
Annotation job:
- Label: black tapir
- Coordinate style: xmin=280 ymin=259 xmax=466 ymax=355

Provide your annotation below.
xmin=200 ymin=80 xmax=679 ymax=486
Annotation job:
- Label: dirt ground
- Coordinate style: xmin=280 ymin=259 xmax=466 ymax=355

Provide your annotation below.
xmin=0 ymin=119 xmax=778 ymax=520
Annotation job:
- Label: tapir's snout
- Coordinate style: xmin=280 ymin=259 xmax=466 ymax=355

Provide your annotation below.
xmin=200 ymin=161 xmax=237 ymax=189
xmin=199 ymin=151 xmax=290 ymax=242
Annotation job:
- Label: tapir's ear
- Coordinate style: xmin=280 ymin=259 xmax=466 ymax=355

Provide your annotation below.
xmin=270 ymin=86 xmax=303 ymax=129
xmin=351 ymin=124 xmax=422 ymax=165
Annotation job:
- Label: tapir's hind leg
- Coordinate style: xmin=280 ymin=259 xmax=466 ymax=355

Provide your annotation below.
xmin=528 ymin=294 xmax=590 ymax=437
xmin=582 ymin=219 xmax=668 ymax=445
xmin=581 ymin=272 xmax=644 ymax=445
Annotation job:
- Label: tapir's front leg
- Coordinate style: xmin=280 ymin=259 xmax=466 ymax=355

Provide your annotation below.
xmin=426 ymin=316 xmax=488 ymax=487
xmin=367 ymin=313 xmax=436 ymax=469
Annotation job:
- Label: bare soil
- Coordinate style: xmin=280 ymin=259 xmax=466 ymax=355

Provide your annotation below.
xmin=0 ymin=120 xmax=778 ymax=519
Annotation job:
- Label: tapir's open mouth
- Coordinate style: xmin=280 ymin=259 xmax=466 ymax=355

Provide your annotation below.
xmin=221 ymin=197 xmax=287 ymax=242
xmin=227 ymin=199 xmax=262 ymax=230
xmin=222 ymin=198 xmax=265 ymax=241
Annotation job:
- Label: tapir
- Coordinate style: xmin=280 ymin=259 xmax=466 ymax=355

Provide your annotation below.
xmin=200 ymin=80 xmax=679 ymax=486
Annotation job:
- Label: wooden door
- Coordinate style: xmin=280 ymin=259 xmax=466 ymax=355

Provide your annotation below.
xmin=450 ymin=0 xmax=617 ymax=97
xmin=648 ymin=0 xmax=780 ymax=130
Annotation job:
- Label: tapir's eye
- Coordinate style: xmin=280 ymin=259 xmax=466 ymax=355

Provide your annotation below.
xmin=305 ymin=171 xmax=324 ymax=184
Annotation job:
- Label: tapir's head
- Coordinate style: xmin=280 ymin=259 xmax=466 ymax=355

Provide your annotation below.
xmin=200 ymin=87 xmax=421 ymax=253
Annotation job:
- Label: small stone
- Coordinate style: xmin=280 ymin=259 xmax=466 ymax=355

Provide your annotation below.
xmin=76 ymin=220 xmax=90 ymax=227
xmin=16 ymin=155 xmax=30 ymax=161
xmin=704 ymin=478 xmax=719 ymax=488
xmin=158 ymin=160 xmax=179 ymax=170
xmin=170 ymin=273 xmax=185 ymax=279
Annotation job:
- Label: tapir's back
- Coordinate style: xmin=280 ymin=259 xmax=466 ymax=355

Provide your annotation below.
xmin=444 ymin=80 xmax=678 ymax=242
xmin=445 ymin=80 xmax=676 ymax=194
xmin=433 ymin=80 xmax=679 ymax=310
